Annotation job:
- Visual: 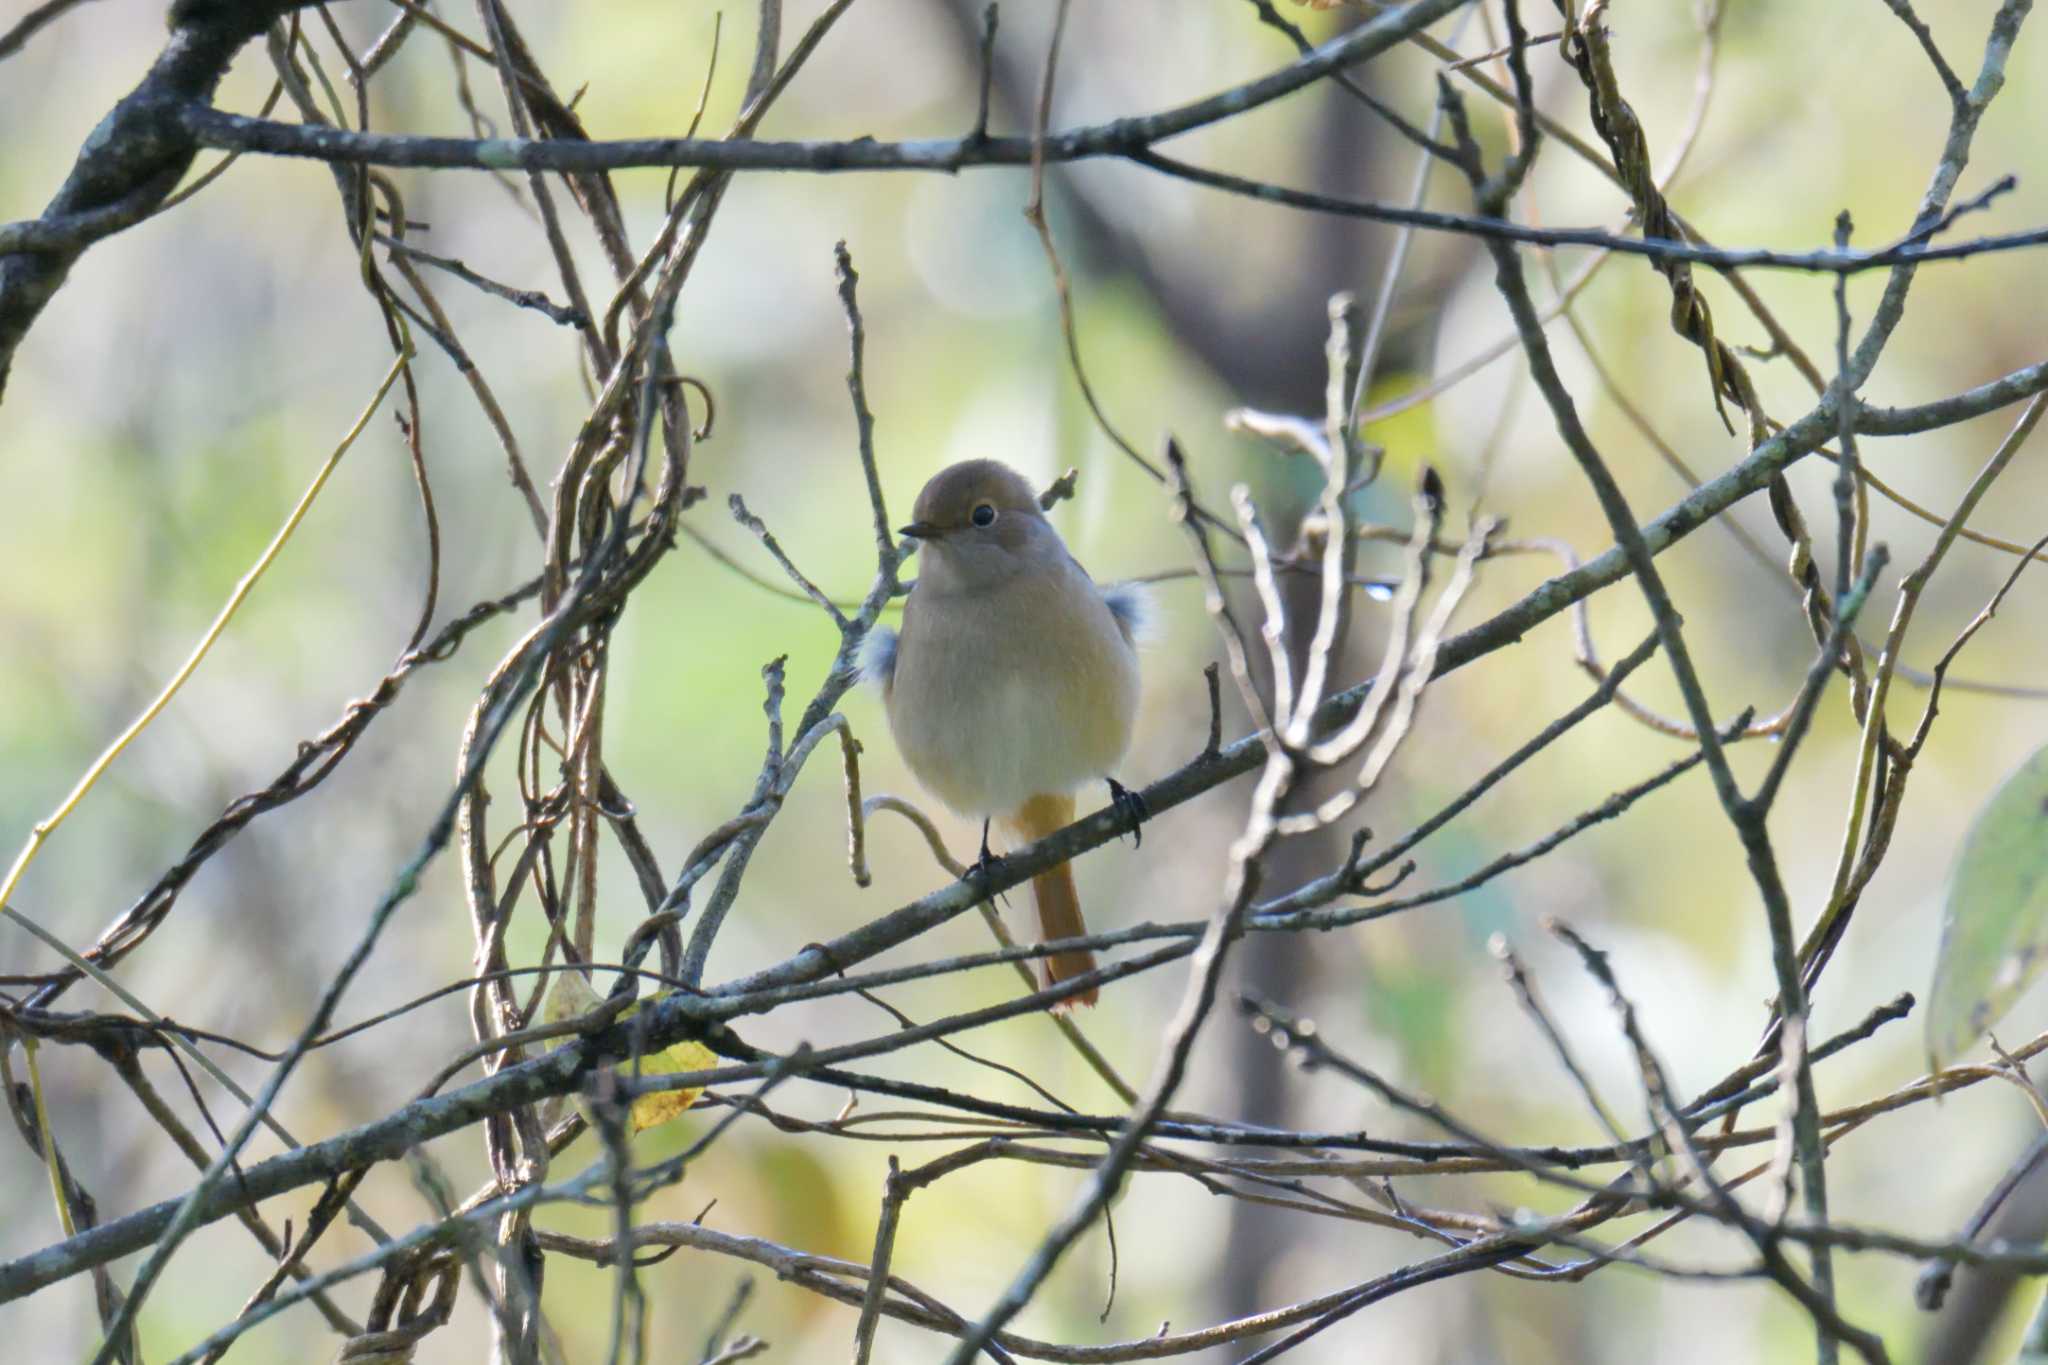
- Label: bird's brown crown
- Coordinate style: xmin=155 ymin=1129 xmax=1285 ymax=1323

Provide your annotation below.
xmin=910 ymin=459 xmax=1041 ymax=531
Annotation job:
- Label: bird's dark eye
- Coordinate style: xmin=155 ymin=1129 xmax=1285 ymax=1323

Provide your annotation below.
xmin=970 ymin=502 xmax=997 ymax=527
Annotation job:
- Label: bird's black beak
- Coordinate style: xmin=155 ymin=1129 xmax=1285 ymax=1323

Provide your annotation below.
xmin=898 ymin=521 xmax=940 ymax=541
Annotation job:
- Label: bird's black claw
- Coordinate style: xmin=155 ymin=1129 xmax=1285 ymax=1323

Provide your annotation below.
xmin=966 ymin=848 xmax=1004 ymax=885
xmin=1107 ymin=778 xmax=1148 ymax=849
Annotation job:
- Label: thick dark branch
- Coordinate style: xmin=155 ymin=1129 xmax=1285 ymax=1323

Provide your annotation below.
xmin=152 ymin=105 xmax=2048 ymax=276
xmin=1432 ymin=353 xmax=2048 ymax=677
xmin=165 ymin=0 xmax=1468 ymax=172
xmin=0 ymin=956 xmax=1929 ymax=1307
xmin=0 ymin=0 xmax=324 ymax=395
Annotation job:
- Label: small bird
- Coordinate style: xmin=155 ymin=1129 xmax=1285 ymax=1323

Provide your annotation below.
xmin=863 ymin=460 xmax=1147 ymax=1009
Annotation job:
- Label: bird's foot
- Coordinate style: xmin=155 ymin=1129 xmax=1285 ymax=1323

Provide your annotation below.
xmin=1107 ymin=778 xmax=1148 ymax=849
xmin=966 ymin=821 xmax=1009 ymax=905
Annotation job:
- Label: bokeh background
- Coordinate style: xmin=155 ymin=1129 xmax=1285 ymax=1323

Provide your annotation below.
xmin=4 ymin=1 xmax=2048 ymax=1360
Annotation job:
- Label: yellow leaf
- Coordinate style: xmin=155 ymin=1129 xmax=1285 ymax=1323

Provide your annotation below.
xmin=544 ymin=973 xmax=717 ymax=1133
xmin=620 ymin=1035 xmax=720 ymax=1133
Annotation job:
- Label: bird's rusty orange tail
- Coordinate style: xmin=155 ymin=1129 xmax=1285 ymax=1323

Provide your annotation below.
xmin=1008 ymin=792 xmax=1097 ymax=1010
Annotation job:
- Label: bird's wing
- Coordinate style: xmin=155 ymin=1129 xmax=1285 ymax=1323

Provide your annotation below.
xmin=1100 ymin=580 xmax=1156 ymax=648
xmin=858 ymin=623 xmax=899 ymax=687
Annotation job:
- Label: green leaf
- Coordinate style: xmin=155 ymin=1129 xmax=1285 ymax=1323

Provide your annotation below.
xmin=1928 ymin=741 xmax=2048 ymax=1066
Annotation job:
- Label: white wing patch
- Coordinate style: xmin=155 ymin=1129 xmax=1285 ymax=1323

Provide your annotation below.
xmin=858 ymin=624 xmax=898 ymax=687
xmin=1101 ymin=580 xmax=1157 ymax=647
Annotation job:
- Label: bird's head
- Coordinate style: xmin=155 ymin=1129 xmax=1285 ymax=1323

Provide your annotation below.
xmin=898 ymin=459 xmax=1060 ymax=588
